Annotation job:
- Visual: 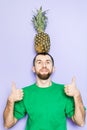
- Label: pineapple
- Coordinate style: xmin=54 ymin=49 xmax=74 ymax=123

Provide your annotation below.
xmin=32 ymin=6 xmax=50 ymax=53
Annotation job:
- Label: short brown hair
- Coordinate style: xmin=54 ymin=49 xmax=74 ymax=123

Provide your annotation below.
xmin=33 ymin=53 xmax=54 ymax=66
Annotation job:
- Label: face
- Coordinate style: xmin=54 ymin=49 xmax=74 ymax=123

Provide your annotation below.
xmin=32 ymin=55 xmax=54 ymax=80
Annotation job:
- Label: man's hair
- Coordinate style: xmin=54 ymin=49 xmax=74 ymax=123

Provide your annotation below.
xmin=33 ymin=53 xmax=54 ymax=66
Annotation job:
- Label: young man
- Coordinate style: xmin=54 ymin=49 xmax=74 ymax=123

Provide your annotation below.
xmin=3 ymin=53 xmax=85 ymax=130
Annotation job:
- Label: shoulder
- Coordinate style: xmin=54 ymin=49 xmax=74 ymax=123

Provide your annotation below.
xmin=22 ymin=83 xmax=36 ymax=93
xmin=52 ymin=82 xmax=65 ymax=94
xmin=52 ymin=82 xmax=69 ymax=98
xmin=52 ymin=82 xmax=64 ymax=89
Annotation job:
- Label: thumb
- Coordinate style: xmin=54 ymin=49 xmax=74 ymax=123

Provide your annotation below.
xmin=71 ymin=76 xmax=76 ymax=85
xmin=11 ymin=81 xmax=16 ymax=92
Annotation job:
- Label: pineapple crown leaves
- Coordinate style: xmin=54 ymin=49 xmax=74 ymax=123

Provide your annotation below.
xmin=32 ymin=6 xmax=49 ymax=33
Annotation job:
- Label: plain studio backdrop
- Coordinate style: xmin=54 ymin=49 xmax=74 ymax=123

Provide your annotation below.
xmin=0 ymin=0 xmax=87 ymax=130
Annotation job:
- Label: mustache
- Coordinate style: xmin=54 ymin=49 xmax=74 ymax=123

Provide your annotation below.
xmin=41 ymin=67 xmax=48 ymax=69
xmin=40 ymin=67 xmax=49 ymax=70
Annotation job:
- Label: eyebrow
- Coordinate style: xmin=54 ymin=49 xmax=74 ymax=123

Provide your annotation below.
xmin=36 ymin=59 xmax=52 ymax=62
xmin=46 ymin=59 xmax=52 ymax=62
xmin=36 ymin=59 xmax=41 ymax=62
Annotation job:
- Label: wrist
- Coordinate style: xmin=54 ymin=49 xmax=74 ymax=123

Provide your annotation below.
xmin=8 ymin=95 xmax=15 ymax=103
xmin=73 ymin=90 xmax=80 ymax=98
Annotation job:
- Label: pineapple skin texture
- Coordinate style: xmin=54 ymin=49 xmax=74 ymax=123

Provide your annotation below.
xmin=34 ymin=32 xmax=50 ymax=53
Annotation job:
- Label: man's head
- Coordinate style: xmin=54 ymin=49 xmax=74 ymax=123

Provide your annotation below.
xmin=32 ymin=53 xmax=55 ymax=80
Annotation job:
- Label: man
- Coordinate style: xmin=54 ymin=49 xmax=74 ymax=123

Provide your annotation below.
xmin=3 ymin=53 xmax=85 ymax=130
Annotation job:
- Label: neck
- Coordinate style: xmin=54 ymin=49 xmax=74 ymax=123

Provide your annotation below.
xmin=36 ymin=77 xmax=52 ymax=88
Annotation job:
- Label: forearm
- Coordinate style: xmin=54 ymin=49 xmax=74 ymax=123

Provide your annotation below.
xmin=72 ymin=92 xmax=86 ymax=126
xmin=3 ymin=97 xmax=17 ymax=128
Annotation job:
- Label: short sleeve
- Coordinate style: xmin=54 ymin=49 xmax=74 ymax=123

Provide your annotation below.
xmin=65 ymin=96 xmax=75 ymax=118
xmin=14 ymin=99 xmax=26 ymax=120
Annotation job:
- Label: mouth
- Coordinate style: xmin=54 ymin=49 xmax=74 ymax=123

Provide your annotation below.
xmin=40 ymin=68 xmax=49 ymax=74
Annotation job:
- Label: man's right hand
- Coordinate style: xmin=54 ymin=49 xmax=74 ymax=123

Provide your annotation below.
xmin=8 ymin=82 xmax=24 ymax=102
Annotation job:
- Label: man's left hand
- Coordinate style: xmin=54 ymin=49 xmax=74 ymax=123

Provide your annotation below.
xmin=64 ymin=77 xmax=80 ymax=97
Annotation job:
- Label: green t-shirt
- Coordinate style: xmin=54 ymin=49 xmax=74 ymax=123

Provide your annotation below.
xmin=14 ymin=82 xmax=75 ymax=130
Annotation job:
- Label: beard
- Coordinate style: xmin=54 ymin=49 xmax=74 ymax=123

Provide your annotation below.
xmin=34 ymin=66 xmax=53 ymax=80
xmin=36 ymin=73 xmax=51 ymax=80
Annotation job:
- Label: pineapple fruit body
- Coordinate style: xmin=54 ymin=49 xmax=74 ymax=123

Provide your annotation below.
xmin=34 ymin=32 xmax=50 ymax=53
xmin=32 ymin=7 xmax=50 ymax=53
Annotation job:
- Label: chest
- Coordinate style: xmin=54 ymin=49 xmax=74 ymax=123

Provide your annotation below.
xmin=24 ymin=89 xmax=66 ymax=117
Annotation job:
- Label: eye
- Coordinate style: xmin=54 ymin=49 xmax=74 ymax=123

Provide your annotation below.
xmin=47 ymin=61 xmax=50 ymax=64
xmin=46 ymin=60 xmax=51 ymax=64
xmin=37 ymin=61 xmax=42 ymax=64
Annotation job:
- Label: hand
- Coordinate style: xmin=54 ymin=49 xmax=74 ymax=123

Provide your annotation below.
xmin=8 ymin=81 xmax=24 ymax=102
xmin=64 ymin=77 xmax=80 ymax=97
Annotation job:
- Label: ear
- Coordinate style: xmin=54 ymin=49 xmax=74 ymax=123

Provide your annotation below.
xmin=52 ymin=66 xmax=55 ymax=73
xmin=32 ymin=66 xmax=35 ymax=73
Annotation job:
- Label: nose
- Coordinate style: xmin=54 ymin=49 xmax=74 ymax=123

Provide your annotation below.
xmin=42 ymin=62 xmax=46 ymax=67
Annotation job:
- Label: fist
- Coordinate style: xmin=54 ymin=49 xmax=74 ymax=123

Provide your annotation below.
xmin=64 ymin=77 xmax=80 ymax=97
xmin=8 ymin=82 xmax=24 ymax=102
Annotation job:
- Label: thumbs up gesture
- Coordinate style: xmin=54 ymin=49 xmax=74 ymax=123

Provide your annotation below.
xmin=8 ymin=82 xmax=24 ymax=102
xmin=64 ymin=77 xmax=80 ymax=97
